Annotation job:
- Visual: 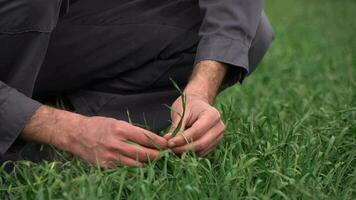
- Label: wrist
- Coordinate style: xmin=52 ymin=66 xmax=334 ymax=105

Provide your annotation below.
xmin=21 ymin=105 xmax=87 ymax=151
xmin=50 ymin=110 xmax=87 ymax=151
xmin=185 ymin=60 xmax=228 ymax=104
xmin=184 ymin=82 xmax=212 ymax=104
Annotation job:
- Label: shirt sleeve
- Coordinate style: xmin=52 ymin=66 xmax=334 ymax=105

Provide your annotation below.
xmin=0 ymin=81 xmax=41 ymax=155
xmin=195 ymin=0 xmax=264 ymax=82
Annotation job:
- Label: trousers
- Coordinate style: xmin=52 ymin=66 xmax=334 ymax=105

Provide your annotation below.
xmin=0 ymin=0 xmax=274 ymax=162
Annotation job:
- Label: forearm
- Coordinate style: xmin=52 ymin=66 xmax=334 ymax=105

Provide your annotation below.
xmin=21 ymin=105 xmax=85 ymax=150
xmin=185 ymin=60 xmax=228 ymax=104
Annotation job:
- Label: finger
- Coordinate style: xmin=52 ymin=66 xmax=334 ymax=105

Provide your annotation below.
xmin=101 ymin=154 xmax=144 ymax=168
xmin=168 ymin=114 xmax=181 ymax=133
xmin=172 ymin=121 xmax=225 ymax=154
xmin=111 ymin=141 xmax=160 ymax=162
xmin=134 ymin=126 xmax=168 ymax=149
xmin=164 ymin=112 xmax=188 ymax=140
xmin=163 ymin=132 xmax=172 ymax=140
xmin=117 ymin=155 xmax=144 ymax=167
xmin=118 ymin=123 xmax=168 ymax=149
xmin=197 ymin=134 xmax=224 ymax=157
xmin=168 ymin=111 xmax=220 ymax=148
xmin=163 ymin=117 xmax=179 ymax=140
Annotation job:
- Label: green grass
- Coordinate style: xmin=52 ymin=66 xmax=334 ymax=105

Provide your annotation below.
xmin=1 ymin=0 xmax=356 ymax=199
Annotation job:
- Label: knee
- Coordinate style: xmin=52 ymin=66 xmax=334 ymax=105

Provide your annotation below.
xmin=0 ymin=0 xmax=63 ymax=33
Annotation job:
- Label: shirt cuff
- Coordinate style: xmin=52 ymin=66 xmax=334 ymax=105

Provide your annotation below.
xmin=194 ymin=35 xmax=251 ymax=83
xmin=0 ymin=89 xmax=41 ymax=155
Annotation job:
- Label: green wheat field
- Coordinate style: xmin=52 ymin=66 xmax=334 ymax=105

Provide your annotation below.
xmin=1 ymin=0 xmax=355 ymax=199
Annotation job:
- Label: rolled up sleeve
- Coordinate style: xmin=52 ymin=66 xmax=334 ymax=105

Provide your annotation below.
xmin=0 ymin=82 xmax=41 ymax=155
xmin=195 ymin=0 xmax=264 ymax=82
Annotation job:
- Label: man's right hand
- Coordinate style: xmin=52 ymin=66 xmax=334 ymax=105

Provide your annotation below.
xmin=22 ymin=106 xmax=168 ymax=168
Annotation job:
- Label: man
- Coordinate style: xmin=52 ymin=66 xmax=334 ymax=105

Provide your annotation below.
xmin=0 ymin=0 xmax=273 ymax=168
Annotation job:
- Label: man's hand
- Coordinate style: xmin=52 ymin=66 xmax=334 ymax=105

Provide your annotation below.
xmin=22 ymin=106 xmax=168 ymax=168
xmin=64 ymin=116 xmax=168 ymax=168
xmin=164 ymin=60 xmax=229 ymax=156
xmin=164 ymin=94 xmax=225 ymax=156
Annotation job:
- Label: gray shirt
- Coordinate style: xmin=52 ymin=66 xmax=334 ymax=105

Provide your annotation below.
xmin=0 ymin=0 xmax=264 ymax=155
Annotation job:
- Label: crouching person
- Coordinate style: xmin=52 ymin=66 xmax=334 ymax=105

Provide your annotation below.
xmin=0 ymin=0 xmax=273 ymax=168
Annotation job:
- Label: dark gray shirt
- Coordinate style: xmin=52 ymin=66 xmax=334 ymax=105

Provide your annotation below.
xmin=0 ymin=0 xmax=264 ymax=155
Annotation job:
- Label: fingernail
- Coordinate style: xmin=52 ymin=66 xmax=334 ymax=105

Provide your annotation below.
xmin=168 ymin=141 xmax=175 ymax=148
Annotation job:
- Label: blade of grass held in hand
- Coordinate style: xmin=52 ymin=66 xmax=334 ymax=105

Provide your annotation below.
xmin=169 ymin=78 xmax=187 ymax=137
xmin=142 ymin=132 xmax=162 ymax=150
xmin=126 ymin=109 xmax=133 ymax=124
xmin=171 ymin=94 xmax=186 ymax=137
xmin=169 ymin=77 xmax=183 ymax=94
xmin=163 ymin=104 xmax=182 ymax=118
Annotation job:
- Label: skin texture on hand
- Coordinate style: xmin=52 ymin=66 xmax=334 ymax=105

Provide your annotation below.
xmin=22 ymin=106 xmax=168 ymax=168
xmin=164 ymin=60 xmax=228 ymax=156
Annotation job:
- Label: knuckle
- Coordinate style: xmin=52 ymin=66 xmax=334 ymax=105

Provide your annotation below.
xmin=146 ymin=132 xmax=159 ymax=141
xmin=152 ymin=150 xmax=159 ymax=158
xmin=103 ymin=160 xmax=116 ymax=168
xmin=172 ymin=136 xmax=182 ymax=144
xmin=158 ymin=137 xmax=168 ymax=147
xmin=220 ymin=122 xmax=226 ymax=132
xmin=105 ymin=164 xmax=116 ymax=169
xmin=209 ymin=108 xmax=221 ymax=121
xmin=100 ymin=162 xmax=111 ymax=168
xmin=113 ymin=121 xmax=130 ymax=134
xmin=195 ymin=142 xmax=204 ymax=151
xmin=111 ymin=123 xmax=122 ymax=133
xmin=171 ymin=115 xmax=181 ymax=125
xmin=133 ymin=148 xmax=147 ymax=159
xmin=148 ymin=150 xmax=159 ymax=159
xmin=139 ymin=150 xmax=148 ymax=159
xmin=105 ymin=140 xmax=120 ymax=150
xmin=147 ymin=153 xmax=157 ymax=160
xmin=173 ymin=147 xmax=183 ymax=154
xmin=101 ymin=153 xmax=115 ymax=161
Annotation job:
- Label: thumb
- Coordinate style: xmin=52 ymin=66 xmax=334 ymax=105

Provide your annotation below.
xmin=164 ymin=113 xmax=186 ymax=140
